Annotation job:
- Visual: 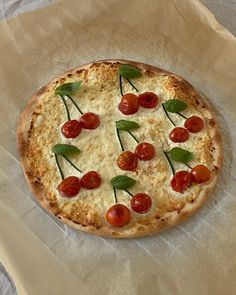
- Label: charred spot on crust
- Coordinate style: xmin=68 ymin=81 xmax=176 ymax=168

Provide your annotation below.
xmin=34 ymin=179 xmax=41 ymax=185
xmin=177 ymin=204 xmax=185 ymax=214
xmin=76 ymin=69 xmax=83 ymax=75
xmin=26 ymin=170 xmax=34 ymax=179
xmin=155 ymin=215 xmax=161 ymax=219
xmin=58 ymin=77 xmax=66 ymax=83
xmin=36 ymin=86 xmax=47 ymax=96
xmin=28 ymin=119 xmax=34 ymax=137
xmin=209 ymin=119 xmax=215 ymax=126
xmin=112 ymin=231 xmax=120 ymax=236
xmin=101 ymin=61 xmax=112 ymax=65
xmin=67 ymin=73 xmax=73 ymax=77
xmin=145 ymin=70 xmax=155 ymax=76
xmin=195 ymin=99 xmax=199 ymax=105
xmin=213 ymin=166 xmax=218 ymax=170
xmin=190 ymin=199 xmax=194 ymax=203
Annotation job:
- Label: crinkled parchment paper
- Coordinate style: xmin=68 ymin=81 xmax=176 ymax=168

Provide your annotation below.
xmin=0 ymin=0 xmax=236 ymax=294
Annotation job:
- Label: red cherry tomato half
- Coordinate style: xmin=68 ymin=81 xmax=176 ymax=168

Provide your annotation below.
xmin=171 ymin=171 xmax=191 ymax=193
xmin=57 ymin=176 xmax=81 ymax=197
xmin=81 ymin=171 xmax=101 ymax=189
xmin=131 ymin=193 xmax=152 ymax=214
xmin=106 ymin=204 xmax=131 ymax=227
xmin=61 ymin=120 xmax=82 ymax=138
xmin=79 ymin=112 xmax=100 ymax=129
xmin=135 ymin=142 xmax=155 ymax=160
xmin=169 ymin=127 xmax=189 ymax=143
xmin=184 ymin=116 xmax=204 ymax=133
xmin=190 ymin=165 xmax=211 ymax=183
xmin=117 ymin=151 xmax=138 ymax=171
xmin=118 ymin=93 xmax=139 ymax=115
xmin=138 ymin=92 xmax=158 ymax=109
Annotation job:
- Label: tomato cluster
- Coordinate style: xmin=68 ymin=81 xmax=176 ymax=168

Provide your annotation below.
xmin=57 ymin=171 xmax=101 ymax=198
xmin=117 ymin=142 xmax=155 ymax=171
xmin=169 ymin=116 xmax=204 ymax=143
xmin=61 ymin=112 xmax=100 ymax=139
xmin=106 ymin=193 xmax=152 ymax=227
xmin=171 ymin=165 xmax=211 ymax=193
xmin=118 ymin=92 xmax=158 ymax=115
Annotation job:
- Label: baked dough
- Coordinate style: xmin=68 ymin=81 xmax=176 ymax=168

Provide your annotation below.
xmin=17 ymin=60 xmax=222 ymax=238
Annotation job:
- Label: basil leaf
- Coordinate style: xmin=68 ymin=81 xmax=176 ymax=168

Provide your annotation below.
xmin=118 ymin=64 xmax=142 ymax=79
xmin=163 ymin=99 xmax=187 ymax=113
xmin=52 ymin=144 xmax=80 ymax=156
xmin=116 ymin=120 xmax=140 ymax=131
xmin=169 ymin=147 xmax=193 ymax=163
xmin=55 ymin=81 xmax=82 ymax=96
xmin=110 ymin=175 xmax=136 ymax=190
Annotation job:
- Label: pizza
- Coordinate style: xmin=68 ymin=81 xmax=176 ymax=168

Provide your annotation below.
xmin=17 ymin=60 xmax=222 ymax=238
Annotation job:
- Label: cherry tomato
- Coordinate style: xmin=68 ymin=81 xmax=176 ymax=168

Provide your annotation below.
xmin=190 ymin=165 xmax=211 ymax=183
xmin=171 ymin=171 xmax=191 ymax=193
xmin=138 ymin=92 xmax=158 ymax=108
xmin=184 ymin=116 xmax=204 ymax=133
xmin=169 ymin=127 xmax=189 ymax=143
xmin=57 ymin=176 xmax=81 ymax=197
xmin=81 ymin=171 xmax=101 ymax=189
xmin=131 ymin=193 xmax=152 ymax=214
xmin=61 ymin=120 xmax=82 ymax=138
xmin=117 ymin=151 xmax=138 ymax=171
xmin=106 ymin=204 xmax=131 ymax=227
xmin=79 ymin=112 xmax=100 ymax=129
xmin=118 ymin=93 xmax=139 ymax=115
xmin=135 ymin=142 xmax=155 ymax=160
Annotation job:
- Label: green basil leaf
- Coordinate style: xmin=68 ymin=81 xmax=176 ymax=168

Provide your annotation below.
xmin=52 ymin=144 xmax=80 ymax=156
xmin=118 ymin=64 xmax=142 ymax=79
xmin=116 ymin=120 xmax=140 ymax=131
xmin=110 ymin=175 xmax=136 ymax=190
xmin=169 ymin=147 xmax=193 ymax=163
xmin=55 ymin=81 xmax=82 ymax=96
xmin=163 ymin=99 xmax=187 ymax=113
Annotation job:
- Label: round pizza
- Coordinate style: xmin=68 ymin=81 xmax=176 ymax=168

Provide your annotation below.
xmin=17 ymin=60 xmax=222 ymax=238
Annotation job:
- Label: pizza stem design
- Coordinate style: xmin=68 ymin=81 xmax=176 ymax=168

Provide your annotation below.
xmin=125 ymin=189 xmax=133 ymax=197
xmin=162 ymin=103 xmax=176 ymax=126
xmin=63 ymin=155 xmax=82 ymax=173
xmin=176 ymin=112 xmax=188 ymax=119
xmin=119 ymin=75 xmax=124 ymax=96
xmin=116 ymin=128 xmax=125 ymax=151
xmin=119 ymin=75 xmax=139 ymax=97
xmin=185 ymin=162 xmax=192 ymax=169
xmin=55 ymin=154 xmax=65 ymax=180
xmin=163 ymin=151 xmax=175 ymax=175
xmin=127 ymin=130 xmax=139 ymax=143
xmin=60 ymin=95 xmax=71 ymax=121
xmin=126 ymin=78 xmax=139 ymax=92
xmin=113 ymin=187 xmax=118 ymax=203
xmin=66 ymin=95 xmax=84 ymax=115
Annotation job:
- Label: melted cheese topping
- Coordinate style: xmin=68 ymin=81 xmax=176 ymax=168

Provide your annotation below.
xmin=27 ymin=63 xmax=217 ymax=226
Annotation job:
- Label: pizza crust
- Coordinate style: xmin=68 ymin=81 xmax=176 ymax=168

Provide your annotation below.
xmin=17 ymin=59 xmax=222 ymax=238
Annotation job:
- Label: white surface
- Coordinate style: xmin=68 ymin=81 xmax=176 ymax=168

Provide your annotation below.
xmin=0 ymin=0 xmax=235 ymax=294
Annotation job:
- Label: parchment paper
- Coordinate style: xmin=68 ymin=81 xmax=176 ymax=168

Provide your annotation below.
xmin=0 ymin=0 xmax=236 ymax=294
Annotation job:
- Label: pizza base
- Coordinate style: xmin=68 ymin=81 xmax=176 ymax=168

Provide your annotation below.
xmin=17 ymin=59 xmax=222 ymax=238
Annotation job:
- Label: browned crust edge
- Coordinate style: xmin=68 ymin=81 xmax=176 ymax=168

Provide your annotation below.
xmin=16 ymin=59 xmax=223 ymax=238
